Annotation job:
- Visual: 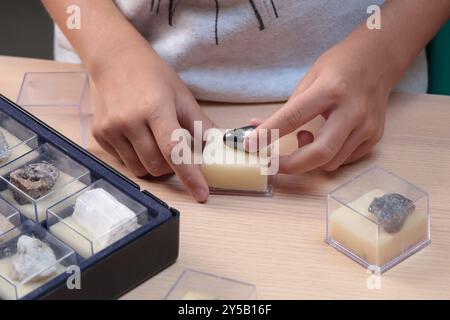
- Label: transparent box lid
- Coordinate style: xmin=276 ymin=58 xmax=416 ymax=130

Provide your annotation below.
xmin=0 ymin=143 xmax=91 ymax=222
xmin=326 ymin=166 xmax=430 ymax=273
xmin=0 ymin=109 xmax=38 ymax=170
xmin=17 ymin=72 xmax=93 ymax=148
xmin=201 ymin=128 xmax=277 ymax=197
xmin=0 ymin=198 xmax=21 ymax=237
xmin=165 ymin=269 xmax=257 ymax=300
xmin=47 ymin=179 xmax=149 ymax=258
xmin=0 ymin=220 xmax=77 ymax=300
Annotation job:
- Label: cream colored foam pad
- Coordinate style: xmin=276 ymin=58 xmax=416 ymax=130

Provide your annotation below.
xmin=182 ymin=291 xmax=218 ymax=300
xmin=0 ymin=257 xmax=65 ymax=300
xmin=0 ymin=173 xmax=87 ymax=222
xmin=329 ymin=189 xmax=428 ymax=266
xmin=0 ymin=219 xmax=16 ymax=238
xmin=0 ymin=128 xmax=33 ymax=170
xmin=200 ymin=130 xmax=270 ymax=192
xmin=50 ymin=216 xmax=103 ymax=258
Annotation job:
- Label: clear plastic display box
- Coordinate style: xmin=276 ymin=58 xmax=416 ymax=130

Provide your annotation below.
xmin=0 ymin=220 xmax=77 ymax=300
xmin=47 ymin=179 xmax=149 ymax=258
xmin=0 ymin=143 xmax=91 ymax=222
xmin=1 ymin=94 xmax=179 ymax=300
xmin=0 ymin=109 xmax=38 ymax=170
xmin=17 ymin=72 xmax=92 ymax=148
xmin=326 ymin=166 xmax=430 ymax=273
xmin=165 ymin=269 xmax=257 ymax=300
xmin=0 ymin=198 xmax=21 ymax=236
xmin=200 ymin=128 xmax=276 ymax=197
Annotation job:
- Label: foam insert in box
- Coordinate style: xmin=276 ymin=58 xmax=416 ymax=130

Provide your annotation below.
xmin=200 ymin=129 xmax=275 ymax=196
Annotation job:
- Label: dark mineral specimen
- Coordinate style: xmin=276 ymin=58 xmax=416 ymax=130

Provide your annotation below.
xmin=9 ymin=162 xmax=60 ymax=205
xmin=0 ymin=131 xmax=10 ymax=164
xmin=223 ymin=125 xmax=256 ymax=151
xmin=368 ymin=193 xmax=415 ymax=233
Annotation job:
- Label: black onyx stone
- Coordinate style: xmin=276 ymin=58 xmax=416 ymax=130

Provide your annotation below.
xmin=368 ymin=193 xmax=415 ymax=233
xmin=9 ymin=162 xmax=60 ymax=205
xmin=0 ymin=131 xmax=10 ymax=164
xmin=223 ymin=125 xmax=256 ymax=151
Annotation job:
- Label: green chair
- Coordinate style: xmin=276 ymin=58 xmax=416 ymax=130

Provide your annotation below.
xmin=427 ymin=21 xmax=450 ymax=95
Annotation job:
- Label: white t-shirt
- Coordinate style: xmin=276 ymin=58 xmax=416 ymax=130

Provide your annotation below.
xmin=55 ymin=0 xmax=428 ymax=102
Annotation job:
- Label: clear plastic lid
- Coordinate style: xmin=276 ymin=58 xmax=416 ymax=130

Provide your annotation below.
xmin=327 ymin=166 xmax=430 ymax=272
xmin=165 ymin=269 xmax=257 ymax=300
xmin=0 ymin=109 xmax=38 ymax=169
xmin=0 ymin=220 xmax=77 ymax=300
xmin=47 ymin=179 xmax=148 ymax=258
xmin=0 ymin=143 xmax=91 ymax=222
xmin=17 ymin=72 xmax=92 ymax=148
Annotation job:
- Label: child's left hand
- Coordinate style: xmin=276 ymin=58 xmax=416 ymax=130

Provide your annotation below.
xmin=251 ymin=40 xmax=394 ymax=174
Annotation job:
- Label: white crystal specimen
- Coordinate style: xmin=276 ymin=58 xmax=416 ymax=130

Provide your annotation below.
xmin=72 ymin=188 xmax=139 ymax=249
xmin=10 ymin=235 xmax=57 ymax=282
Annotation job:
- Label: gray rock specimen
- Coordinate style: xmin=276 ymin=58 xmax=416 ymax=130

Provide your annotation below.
xmin=223 ymin=125 xmax=256 ymax=151
xmin=368 ymin=193 xmax=415 ymax=233
xmin=10 ymin=235 xmax=58 ymax=282
xmin=0 ymin=131 xmax=10 ymax=164
xmin=9 ymin=162 xmax=60 ymax=205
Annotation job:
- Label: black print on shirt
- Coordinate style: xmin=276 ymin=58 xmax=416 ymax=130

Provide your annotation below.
xmin=150 ymin=0 xmax=279 ymax=45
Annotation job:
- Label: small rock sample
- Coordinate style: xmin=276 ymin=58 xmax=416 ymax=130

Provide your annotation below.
xmin=368 ymin=193 xmax=415 ymax=233
xmin=0 ymin=131 xmax=10 ymax=164
xmin=9 ymin=162 xmax=60 ymax=205
xmin=72 ymin=188 xmax=139 ymax=249
xmin=10 ymin=235 xmax=58 ymax=282
xmin=223 ymin=125 xmax=256 ymax=151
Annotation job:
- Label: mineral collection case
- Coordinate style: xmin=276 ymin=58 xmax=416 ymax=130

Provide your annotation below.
xmin=0 ymin=94 xmax=179 ymax=299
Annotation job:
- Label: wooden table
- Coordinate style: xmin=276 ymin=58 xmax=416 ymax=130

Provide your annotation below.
xmin=1 ymin=55 xmax=450 ymax=299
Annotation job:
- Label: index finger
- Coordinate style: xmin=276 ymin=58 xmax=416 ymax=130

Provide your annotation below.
xmin=246 ymin=81 xmax=332 ymax=150
xmin=148 ymin=108 xmax=209 ymax=202
xmin=261 ymin=81 xmax=332 ymax=134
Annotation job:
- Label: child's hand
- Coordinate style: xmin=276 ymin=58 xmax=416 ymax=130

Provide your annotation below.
xmin=91 ymin=44 xmax=214 ymax=202
xmin=251 ymin=41 xmax=392 ymax=174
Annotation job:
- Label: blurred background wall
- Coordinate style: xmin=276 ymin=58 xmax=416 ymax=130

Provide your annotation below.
xmin=0 ymin=0 xmax=53 ymax=59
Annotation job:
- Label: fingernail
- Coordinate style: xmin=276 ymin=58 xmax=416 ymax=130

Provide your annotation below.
xmin=194 ymin=188 xmax=208 ymax=202
xmin=245 ymin=131 xmax=258 ymax=152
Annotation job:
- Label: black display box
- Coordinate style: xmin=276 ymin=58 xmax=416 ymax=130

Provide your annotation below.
xmin=0 ymin=94 xmax=179 ymax=300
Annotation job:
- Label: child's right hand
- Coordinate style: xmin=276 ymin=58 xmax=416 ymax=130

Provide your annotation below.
xmin=90 ymin=44 xmax=214 ymax=202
